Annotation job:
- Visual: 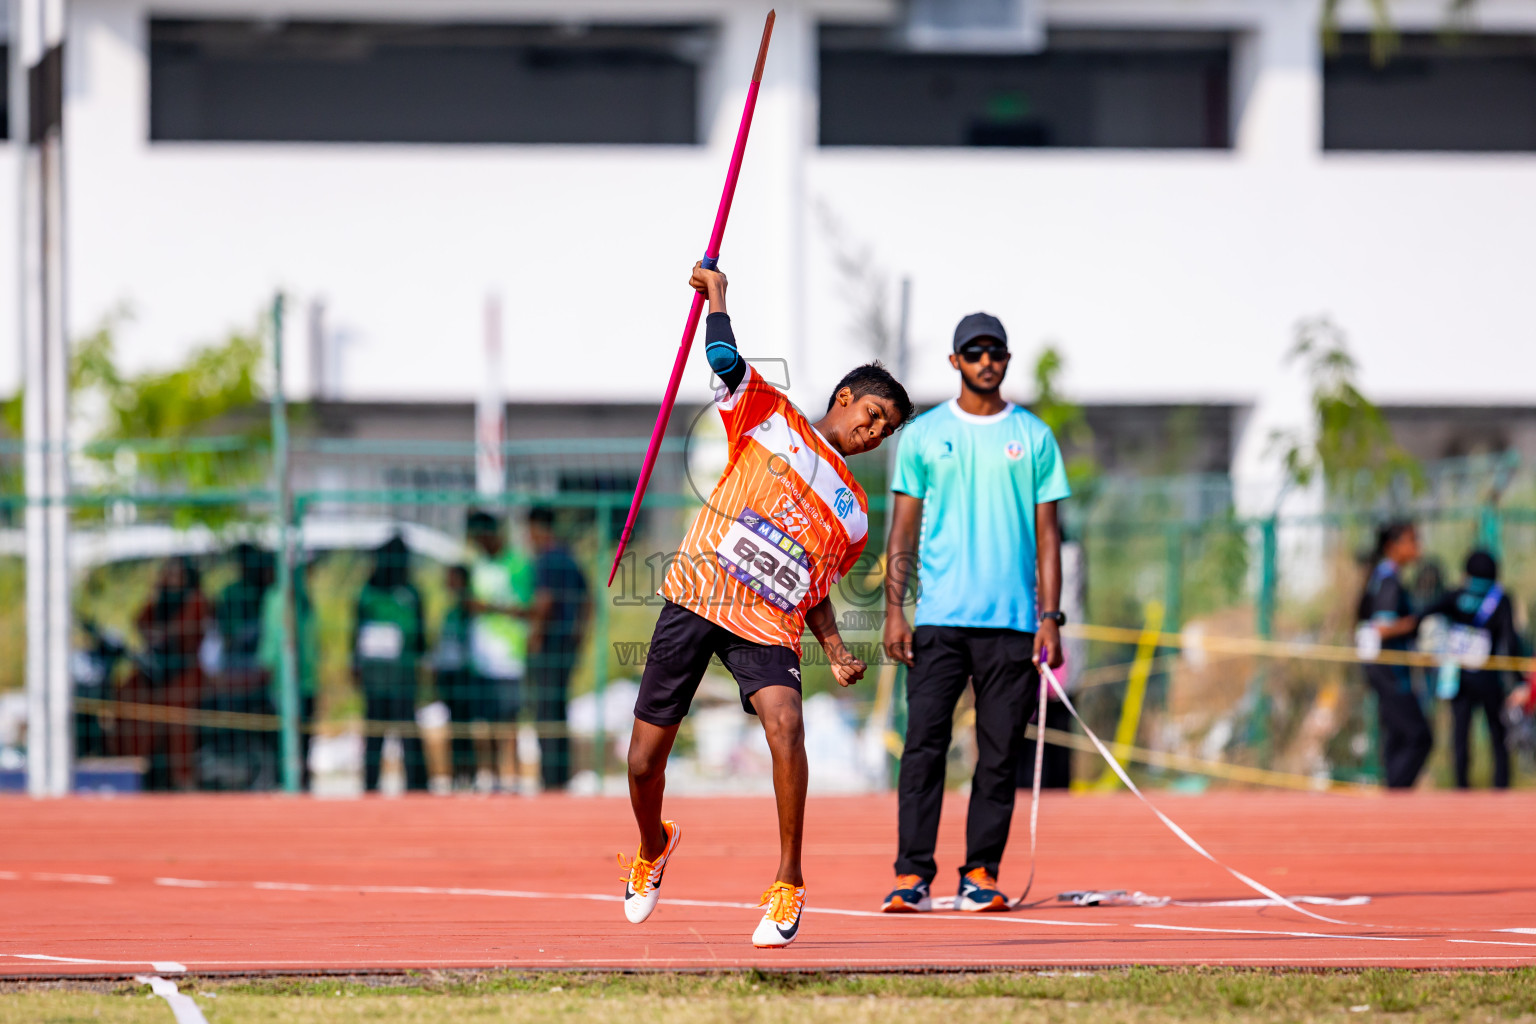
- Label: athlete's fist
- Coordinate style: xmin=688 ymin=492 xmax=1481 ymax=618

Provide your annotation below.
xmin=827 ymin=641 xmax=866 ymax=687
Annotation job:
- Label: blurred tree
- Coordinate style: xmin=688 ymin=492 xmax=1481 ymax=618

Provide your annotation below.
xmin=1269 ymin=316 xmax=1423 ymax=503
xmin=1030 ymin=345 xmax=1100 ymax=498
xmin=1322 ymin=0 xmax=1477 ymax=67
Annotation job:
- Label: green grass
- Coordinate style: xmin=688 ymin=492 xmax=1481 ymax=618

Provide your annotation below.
xmin=5 ymin=969 xmax=1536 ymax=1023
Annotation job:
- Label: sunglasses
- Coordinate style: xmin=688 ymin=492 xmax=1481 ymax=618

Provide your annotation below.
xmin=958 ymin=344 xmax=1010 ymax=363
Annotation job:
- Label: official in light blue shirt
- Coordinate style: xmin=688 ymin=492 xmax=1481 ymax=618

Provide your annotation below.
xmin=880 ymin=311 xmax=1070 ymax=917
xmin=891 ymin=401 xmax=1070 ymax=632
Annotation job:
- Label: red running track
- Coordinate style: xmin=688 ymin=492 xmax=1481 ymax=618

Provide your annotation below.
xmin=3 ymin=791 xmax=1534 ymax=975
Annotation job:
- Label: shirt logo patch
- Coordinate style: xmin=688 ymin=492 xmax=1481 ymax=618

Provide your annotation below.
xmin=771 ymin=494 xmax=810 ymax=536
xmin=834 ymin=487 xmax=856 ymax=519
xmin=1004 ymin=440 xmax=1026 ymax=461
xmin=939 ymin=441 xmax=955 ymax=459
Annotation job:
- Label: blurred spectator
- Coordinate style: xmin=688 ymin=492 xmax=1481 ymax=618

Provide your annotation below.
xmin=431 ymin=563 xmax=488 ymax=784
xmin=1356 ymin=520 xmax=1433 ymax=789
xmin=527 ymin=506 xmax=591 ymax=792
xmin=258 ymin=554 xmax=320 ymax=789
xmin=465 ymin=509 xmax=535 ymax=792
xmin=118 ymin=557 xmax=211 ymax=790
xmin=1428 ymin=551 xmax=1517 ymax=789
xmin=205 ymin=543 xmax=276 ymax=788
xmin=353 ymin=535 xmax=428 ymax=792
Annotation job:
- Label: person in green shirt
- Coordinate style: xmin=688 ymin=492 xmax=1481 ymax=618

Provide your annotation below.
xmin=465 ymin=510 xmax=535 ymax=791
xmin=352 ymin=535 xmax=428 ymax=792
xmin=431 ymin=563 xmax=480 ymax=783
xmin=257 ymin=554 xmax=319 ymax=790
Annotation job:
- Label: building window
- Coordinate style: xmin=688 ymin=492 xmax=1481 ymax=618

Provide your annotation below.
xmin=149 ymin=20 xmax=709 ymax=144
xmin=819 ymin=28 xmax=1230 ymax=148
xmin=1325 ymin=34 xmax=1536 ymax=152
xmin=1 ymin=45 xmax=9 ymax=138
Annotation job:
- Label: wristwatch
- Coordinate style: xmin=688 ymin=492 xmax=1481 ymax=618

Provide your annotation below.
xmin=1040 ymin=611 xmax=1067 ymax=627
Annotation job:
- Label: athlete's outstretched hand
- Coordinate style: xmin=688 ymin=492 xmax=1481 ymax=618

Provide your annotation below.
xmin=827 ymin=640 xmax=867 ymax=687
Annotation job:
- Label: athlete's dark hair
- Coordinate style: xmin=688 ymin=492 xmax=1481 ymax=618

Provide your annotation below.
xmin=827 ymin=361 xmax=915 ymax=429
xmin=527 ymin=505 xmax=556 ymax=528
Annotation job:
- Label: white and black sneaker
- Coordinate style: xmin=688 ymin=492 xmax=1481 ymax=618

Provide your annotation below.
xmin=956 ymin=867 xmax=1010 ymax=912
xmin=619 ymin=819 xmax=681 ymax=924
xmin=751 ymin=882 xmax=805 ymax=948
xmin=881 ymin=874 xmax=933 ymax=913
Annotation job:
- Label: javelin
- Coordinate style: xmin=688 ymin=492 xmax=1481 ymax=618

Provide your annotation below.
xmin=607 ymin=10 xmax=777 ymax=586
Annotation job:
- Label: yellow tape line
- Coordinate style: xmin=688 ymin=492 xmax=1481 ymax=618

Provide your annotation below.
xmin=1026 ymin=723 xmax=1376 ymax=794
xmin=1064 ymin=623 xmax=1536 ymax=673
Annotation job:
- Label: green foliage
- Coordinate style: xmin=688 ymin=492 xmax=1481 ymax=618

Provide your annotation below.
xmin=1321 ymin=0 xmax=1476 ymax=66
xmin=1029 ymin=345 xmax=1099 ymax=497
xmin=1269 ymin=316 xmax=1423 ymax=503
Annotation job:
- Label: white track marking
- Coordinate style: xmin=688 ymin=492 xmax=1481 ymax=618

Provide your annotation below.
xmin=30 ymin=872 xmax=115 ymax=884
xmin=1135 ymin=923 xmax=1415 ymax=942
xmin=5 ymin=954 xmax=185 ymax=971
xmin=154 ymin=877 xmax=1113 ymax=927
xmin=1449 ymin=938 xmax=1536 ymax=948
xmin=135 ymin=976 xmax=209 ymax=1024
xmin=1500 ymin=928 xmax=1536 ymax=935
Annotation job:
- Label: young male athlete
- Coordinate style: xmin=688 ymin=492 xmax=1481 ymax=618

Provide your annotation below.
xmin=621 ymin=261 xmax=913 ymax=947
xmin=881 ymin=312 xmax=1069 ymax=914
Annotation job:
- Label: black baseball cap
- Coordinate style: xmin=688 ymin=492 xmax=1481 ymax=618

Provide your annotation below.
xmin=953 ymin=312 xmax=1007 ymax=352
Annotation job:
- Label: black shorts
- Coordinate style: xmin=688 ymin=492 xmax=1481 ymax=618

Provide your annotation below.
xmin=634 ymin=601 xmax=802 ymax=726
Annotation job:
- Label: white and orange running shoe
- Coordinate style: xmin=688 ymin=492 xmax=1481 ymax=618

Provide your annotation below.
xmin=618 ymin=819 xmax=681 ymax=924
xmin=956 ymin=867 xmax=1010 ymax=912
xmin=752 ymin=881 xmax=806 ymax=948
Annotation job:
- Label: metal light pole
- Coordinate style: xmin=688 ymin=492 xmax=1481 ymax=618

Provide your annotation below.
xmin=20 ymin=0 xmax=70 ymax=797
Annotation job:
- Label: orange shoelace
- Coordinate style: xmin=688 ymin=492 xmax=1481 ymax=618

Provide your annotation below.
xmin=964 ymin=867 xmax=998 ymax=890
xmin=894 ymin=874 xmax=924 ymax=890
xmin=618 ymin=852 xmax=655 ymax=897
xmin=758 ymin=882 xmax=805 ymax=923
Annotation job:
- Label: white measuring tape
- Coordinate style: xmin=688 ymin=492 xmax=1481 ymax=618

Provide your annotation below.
xmin=1009 ymin=660 xmax=1358 ymax=926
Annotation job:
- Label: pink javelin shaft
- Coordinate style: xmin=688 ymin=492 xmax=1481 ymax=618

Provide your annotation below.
xmin=608 ymin=11 xmax=776 ymax=587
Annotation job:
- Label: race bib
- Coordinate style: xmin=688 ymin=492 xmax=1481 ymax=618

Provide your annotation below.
xmin=357 ymin=622 xmax=404 ymax=660
xmin=1444 ymin=624 xmax=1492 ymax=669
xmin=715 ymin=507 xmax=813 ymax=612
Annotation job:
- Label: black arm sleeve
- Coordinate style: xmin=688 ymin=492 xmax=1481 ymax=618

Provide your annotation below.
xmin=704 ymin=312 xmax=746 ymax=393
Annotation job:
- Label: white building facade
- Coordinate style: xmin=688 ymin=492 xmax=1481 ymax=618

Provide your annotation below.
xmin=5 ymin=0 xmax=1536 ymax=491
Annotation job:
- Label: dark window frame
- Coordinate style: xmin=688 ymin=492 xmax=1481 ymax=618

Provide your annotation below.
xmin=148 ymin=18 xmax=711 ymax=145
xmin=817 ymin=26 xmax=1233 ymax=150
xmin=1324 ymin=32 xmax=1536 ymax=152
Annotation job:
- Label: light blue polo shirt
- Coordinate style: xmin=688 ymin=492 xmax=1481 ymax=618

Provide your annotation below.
xmin=891 ymin=400 xmax=1070 ymax=633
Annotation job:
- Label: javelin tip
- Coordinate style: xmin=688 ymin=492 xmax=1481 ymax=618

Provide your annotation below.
xmin=752 ymin=10 xmax=776 ymax=83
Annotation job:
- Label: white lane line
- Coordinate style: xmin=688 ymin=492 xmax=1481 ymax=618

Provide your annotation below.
xmin=0 ymin=871 xmax=18 ymax=880
xmin=154 ymin=877 xmax=1114 ymax=928
xmin=31 ymin=872 xmax=115 ymax=885
xmin=1450 ymin=939 xmax=1536 ymax=948
xmin=1499 ymin=928 xmax=1536 ymax=935
xmin=6 ymin=954 xmax=186 ymax=971
xmin=19 ymin=954 xmax=1534 ymax=968
xmin=135 ymin=976 xmax=209 ymax=1024
xmin=1135 ymin=924 xmax=1416 ymax=943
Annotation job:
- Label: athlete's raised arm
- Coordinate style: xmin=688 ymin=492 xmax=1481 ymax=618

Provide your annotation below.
xmin=690 ymin=262 xmax=746 ymax=394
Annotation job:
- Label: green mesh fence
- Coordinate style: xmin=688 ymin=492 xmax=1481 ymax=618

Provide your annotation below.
xmin=1 ymin=439 xmax=1533 ymax=794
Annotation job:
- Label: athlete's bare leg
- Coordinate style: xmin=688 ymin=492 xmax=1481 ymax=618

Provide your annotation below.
xmin=750 ymin=685 xmax=807 ymax=887
xmin=628 ymin=719 xmax=681 ymax=860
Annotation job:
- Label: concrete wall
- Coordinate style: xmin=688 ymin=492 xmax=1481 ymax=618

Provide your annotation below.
xmin=4 ymin=0 xmax=1535 ymax=486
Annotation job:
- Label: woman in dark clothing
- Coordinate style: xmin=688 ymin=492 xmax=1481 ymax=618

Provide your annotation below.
xmin=1356 ymin=521 xmax=1433 ymax=789
xmin=1430 ymin=550 xmax=1518 ymax=789
xmin=353 ymin=535 xmax=428 ymax=791
xmin=119 ymin=556 xmax=212 ymax=790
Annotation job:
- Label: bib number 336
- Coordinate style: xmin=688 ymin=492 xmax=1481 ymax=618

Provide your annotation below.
xmin=716 ymin=509 xmax=813 ymax=612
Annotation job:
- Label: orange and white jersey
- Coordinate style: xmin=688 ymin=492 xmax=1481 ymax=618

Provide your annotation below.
xmin=660 ymin=365 xmax=869 ymax=655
